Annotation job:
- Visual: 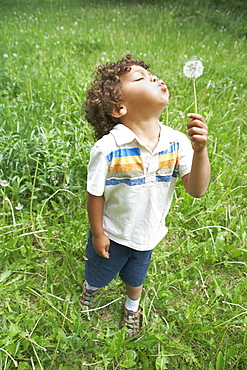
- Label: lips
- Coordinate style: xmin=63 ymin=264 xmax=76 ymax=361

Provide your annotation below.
xmin=159 ymin=81 xmax=167 ymax=90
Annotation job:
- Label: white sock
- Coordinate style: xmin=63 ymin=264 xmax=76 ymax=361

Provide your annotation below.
xmin=85 ymin=281 xmax=99 ymax=291
xmin=125 ymin=296 xmax=140 ymax=312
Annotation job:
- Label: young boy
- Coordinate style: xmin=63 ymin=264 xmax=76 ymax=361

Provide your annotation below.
xmin=81 ymin=55 xmax=210 ymax=339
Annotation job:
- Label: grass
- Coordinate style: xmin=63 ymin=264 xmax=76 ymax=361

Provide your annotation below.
xmin=0 ymin=0 xmax=246 ymax=368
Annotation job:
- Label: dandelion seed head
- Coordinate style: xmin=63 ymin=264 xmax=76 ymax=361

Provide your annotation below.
xmin=183 ymin=58 xmax=204 ymax=79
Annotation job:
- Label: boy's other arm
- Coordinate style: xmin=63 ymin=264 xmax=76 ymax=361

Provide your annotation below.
xmin=182 ymin=113 xmax=210 ymax=198
xmin=87 ymin=192 xmax=110 ymax=258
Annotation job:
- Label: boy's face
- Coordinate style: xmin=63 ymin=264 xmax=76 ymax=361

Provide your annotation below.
xmin=118 ymin=65 xmax=169 ymax=118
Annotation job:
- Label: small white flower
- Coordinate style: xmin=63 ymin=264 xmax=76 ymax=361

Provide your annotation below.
xmin=15 ymin=203 xmax=23 ymax=211
xmin=3 ymin=54 xmax=9 ymax=58
xmin=0 ymin=180 xmax=9 ymax=187
xmin=183 ymin=58 xmax=204 ymax=79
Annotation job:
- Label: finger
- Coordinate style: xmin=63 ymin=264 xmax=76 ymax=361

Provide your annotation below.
xmin=187 ymin=113 xmax=206 ymax=123
xmin=101 ymin=250 xmax=110 ymax=259
xmin=187 ymin=127 xmax=208 ymax=138
xmin=100 ymin=241 xmax=110 ymax=259
xmin=190 ymin=135 xmax=207 ymax=146
xmin=187 ymin=120 xmax=208 ymax=131
xmin=190 ymin=134 xmax=207 ymax=141
xmin=96 ymin=249 xmax=110 ymax=258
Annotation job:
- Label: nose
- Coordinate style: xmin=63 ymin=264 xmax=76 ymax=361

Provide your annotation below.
xmin=150 ymin=75 xmax=159 ymax=82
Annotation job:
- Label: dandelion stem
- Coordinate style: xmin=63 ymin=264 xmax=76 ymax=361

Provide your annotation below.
xmin=192 ymin=78 xmax=198 ymax=114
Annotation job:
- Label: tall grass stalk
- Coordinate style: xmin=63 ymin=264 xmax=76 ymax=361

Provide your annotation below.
xmin=30 ymin=155 xmax=39 ymax=230
xmin=3 ymin=196 xmax=16 ymax=226
xmin=39 ymin=188 xmax=76 ymax=217
xmin=0 ymin=349 xmax=17 ymax=368
xmin=49 ymin=300 xmax=69 ymax=370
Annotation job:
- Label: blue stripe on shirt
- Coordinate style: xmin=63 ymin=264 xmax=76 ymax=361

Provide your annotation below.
xmin=106 ymin=177 xmax=146 ymax=186
xmin=106 ymin=172 xmax=178 ymax=187
xmin=156 ymin=171 xmax=178 ymax=183
xmin=159 ymin=142 xmax=180 ymax=156
xmin=106 ymin=148 xmax=141 ymax=162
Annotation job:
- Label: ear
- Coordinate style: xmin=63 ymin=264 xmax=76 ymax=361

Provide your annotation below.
xmin=111 ymin=105 xmax=127 ymax=118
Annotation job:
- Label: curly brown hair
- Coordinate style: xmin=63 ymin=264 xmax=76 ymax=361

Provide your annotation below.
xmin=84 ymin=54 xmax=150 ymax=140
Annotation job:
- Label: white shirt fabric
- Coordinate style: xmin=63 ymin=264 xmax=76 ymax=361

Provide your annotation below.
xmin=87 ymin=123 xmax=193 ymax=251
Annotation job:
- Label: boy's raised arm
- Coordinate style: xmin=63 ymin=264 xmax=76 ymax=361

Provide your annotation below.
xmin=182 ymin=113 xmax=210 ymax=198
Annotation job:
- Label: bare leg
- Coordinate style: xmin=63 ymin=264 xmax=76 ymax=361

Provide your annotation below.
xmin=125 ymin=284 xmax=143 ymax=300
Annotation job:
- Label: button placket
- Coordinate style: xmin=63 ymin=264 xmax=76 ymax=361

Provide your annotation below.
xmin=145 ymin=154 xmax=157 ymax=186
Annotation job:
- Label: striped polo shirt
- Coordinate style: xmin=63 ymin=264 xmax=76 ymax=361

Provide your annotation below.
xmin=87 ymin=123 xmax=193 ymax=251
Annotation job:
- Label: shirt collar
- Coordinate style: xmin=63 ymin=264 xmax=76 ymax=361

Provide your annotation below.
xmin=110 ymin=124 xmax=138 ymax=146
xmin=110 ymin=123 xmax=170 ymax=151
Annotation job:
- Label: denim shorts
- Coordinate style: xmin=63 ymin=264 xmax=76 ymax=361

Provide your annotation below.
xmin=85 ymin=232 xmax=152 ymax=288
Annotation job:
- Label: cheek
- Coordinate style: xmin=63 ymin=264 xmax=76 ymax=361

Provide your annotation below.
xmin=123 ymin=89 xmax=148 ymax=103
xmin=134 ymin=86 xmax=154 ymax=99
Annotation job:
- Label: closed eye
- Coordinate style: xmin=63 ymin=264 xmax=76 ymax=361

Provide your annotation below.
xmin=135 ymin=77 xmax=144 ymax=81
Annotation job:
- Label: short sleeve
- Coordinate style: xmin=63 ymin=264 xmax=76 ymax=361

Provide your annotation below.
xmin=87 ymin=145 xmax=108 ymax=196
xmin=178 ymin=132 xmax=193 ymax=178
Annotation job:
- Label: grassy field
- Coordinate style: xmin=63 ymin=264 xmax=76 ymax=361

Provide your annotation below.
xmin=0 ymin=0 xmax=246 ymax=368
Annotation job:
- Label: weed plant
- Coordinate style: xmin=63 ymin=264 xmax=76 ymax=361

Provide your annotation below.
xmin=0 ymin=0 xmax=246 ymax=369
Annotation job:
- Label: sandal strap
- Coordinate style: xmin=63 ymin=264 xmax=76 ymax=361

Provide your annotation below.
xmin=80 ymin=283 xmax=98 ymax=308
xmin=120 ymin=308 xmax=140 ymax=338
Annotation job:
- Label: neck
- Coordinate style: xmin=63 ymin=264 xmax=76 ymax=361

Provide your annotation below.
xmin=122 ymin=118 xmax=161 ymax=152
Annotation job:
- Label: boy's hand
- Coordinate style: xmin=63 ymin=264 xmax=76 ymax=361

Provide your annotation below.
xmin=92 ymin=234 xmax=110 ymax=259
xmin=187 ymin=113 xmax=208 ymax=152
